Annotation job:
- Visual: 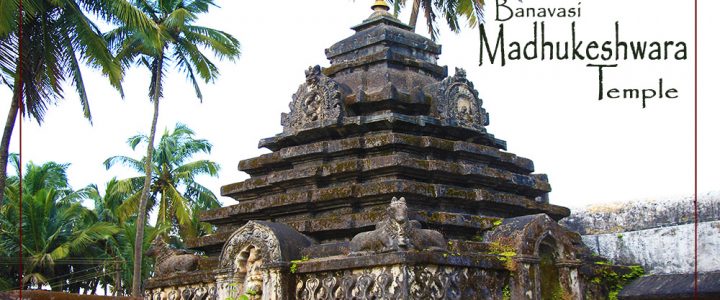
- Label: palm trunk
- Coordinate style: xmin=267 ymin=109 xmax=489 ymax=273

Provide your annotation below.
xmin=131 ymin=55 xmax=163 ymax=297
xmin=0 ymin=77 xmax=22 ymax=206
xmin=409 ymin=0 xmax=420 ymax=30
xmin=115 ymin=261 xmax=121 ymax=296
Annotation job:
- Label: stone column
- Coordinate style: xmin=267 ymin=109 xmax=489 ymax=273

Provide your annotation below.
xmin=260 ymin=267 xmax=289 ymax=300
xmin=214 ymin=269 xmax=236 ymax=300
xmin=557 ymin=260 xmax=583 ymax=300
xmin=514 ymin=256 xmax=541 ymax=300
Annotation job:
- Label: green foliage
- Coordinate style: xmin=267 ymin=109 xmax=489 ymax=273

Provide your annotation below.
xmin=105 ymin=1 xmax=240 ymax=294
xmin=106 ymin=0 xmax=241 ymax=103
xmin=290 ymin=255 xmax=310 ymax=274
xmin=105 ymin=123 xmax=221 ymax=241
xmin=489 ymin=240 xmax=517 ymax=271
xmin=224 ymin=283 xmax=255 ymax=300
xmin=0 ymin=0 xmax=157 ymax=122
xmin=386 ymin=0 xmax=488 ymax=41
xmin=592 ymin=261 xmax=645 ymax=300
xmin=502 ymin=284 xmax=511 ymax=300
xmin=0 ymin=158 xmax=127 ymax=292
xmin=472 ymin=234 xmax=483 ymax=242
xmin=551 ymin=285 xmax=572 ymax=300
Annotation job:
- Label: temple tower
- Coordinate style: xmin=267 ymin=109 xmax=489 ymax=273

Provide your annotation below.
xmin=144 ymin=3 xmax=632 ymax=299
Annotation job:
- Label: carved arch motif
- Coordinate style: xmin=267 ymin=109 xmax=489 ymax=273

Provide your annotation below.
xmin=218 ymin=221 xmax=282 ymax=271
xmin=432 ymin=67 xmax=490 ymax=130
xmin=281 ymin=65 xmax=346 ymax=131
xmin=485 ymin=214 xmax=585 ymax=299
xmin=492 ymin=214 xmax=577 ymax=261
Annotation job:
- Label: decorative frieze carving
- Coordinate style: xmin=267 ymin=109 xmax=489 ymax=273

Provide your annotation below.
xmin=295 ymin=265 xmax=509 ymax=300
xmin=145 ymin=284 xmax=216 ymax=300
xmin=296 ymin=267 xmax=403 ymax=300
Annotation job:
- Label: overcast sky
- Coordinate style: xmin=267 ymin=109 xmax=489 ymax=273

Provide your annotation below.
xmin=1 ymin=0 xmax=717 ymax=209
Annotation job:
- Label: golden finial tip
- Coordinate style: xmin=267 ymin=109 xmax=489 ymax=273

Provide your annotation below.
xmin=371 ymin=0 xmax=390 ymax=12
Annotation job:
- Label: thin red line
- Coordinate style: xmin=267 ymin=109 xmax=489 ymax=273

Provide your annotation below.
xmin=17 ymin=0 xmax=23 ymax=295
xmin=693 ymin=0 xmax=698 ymax=298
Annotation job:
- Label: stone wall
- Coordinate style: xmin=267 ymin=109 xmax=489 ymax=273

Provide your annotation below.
xmin=561 ymin=191 xmax=720 ymax=274
xmin=582 ymin=221 xmax=720 ymax=274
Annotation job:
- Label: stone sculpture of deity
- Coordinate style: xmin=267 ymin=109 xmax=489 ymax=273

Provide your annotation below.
xmin=242 ymin=247 xmax=263 ymax=299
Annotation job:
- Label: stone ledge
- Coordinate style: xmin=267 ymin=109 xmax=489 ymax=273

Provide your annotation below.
xmin=562 ymin=192 xmax=720 ymax=235
xmin=619 ymin=272 xmax=720 ymax=300
xmin=259 ymin=112 xmax=506 ymax=151
xmin=144 ymin=270 xmax=215 ymax=289
xmin=205 ymin=180 xmax=568 ymax=224
xmin=295 ymin=251 xmax=506 ymax=274
xmin=223 ymin=155 xmax=549 ymax=199
xmin=240 ymin=132 xmax=533 ymax=176
xmin=580 ymin=221 xmax=720 ymax=274
xmin=327 ymin=18 xmax=437 ymax=59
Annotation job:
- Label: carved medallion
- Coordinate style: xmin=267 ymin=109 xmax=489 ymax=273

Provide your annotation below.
xmin=429 ymin=68 xmax=490 ymax=130
xmin=281 ymin=65 xmax=346 ymax=131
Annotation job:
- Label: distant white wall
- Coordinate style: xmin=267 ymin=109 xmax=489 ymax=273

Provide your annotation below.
xmin=581 ymin=221 xmax=720 ymax=274
xmin=561 ymin=192 xmax=720 ymax=274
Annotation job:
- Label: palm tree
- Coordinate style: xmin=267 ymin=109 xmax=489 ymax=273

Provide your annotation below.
xmin=105 ymin=1 xmax=240 ymax=295
xmin=0 ymin=0 xmax=157 ymax=206
xmin=85 ymin=178 xmax=133 ymax=295
xmin=388 ymin=0 xmax=486 ymax=41
xmin=0 ymin=159 xmax=119 ymax=291
xmin=105 ymin=124 xmax=221 ymax=238
xmin=105 ymin=123 xmax=222 ymax=294
xmin=84 ymin=179 xmax=168 ymax=295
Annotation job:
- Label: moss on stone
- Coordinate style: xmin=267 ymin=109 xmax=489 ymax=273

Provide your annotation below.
xmin=591 ymin=261 xmax=645 ymax=300
xmin=488 ymin=239 xmax=517 ymax=272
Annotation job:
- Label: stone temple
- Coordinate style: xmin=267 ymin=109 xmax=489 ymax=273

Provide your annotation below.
xmin=144 ymin=2 xmax=636 ymax=299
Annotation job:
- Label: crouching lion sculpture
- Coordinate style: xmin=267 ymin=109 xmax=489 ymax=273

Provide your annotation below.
xmin=146 ymin=236 xmax=199 ymax=275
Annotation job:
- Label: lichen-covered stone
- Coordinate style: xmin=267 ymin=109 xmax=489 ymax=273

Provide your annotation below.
xmin=146 ymin=4 xmax=628 ymax=299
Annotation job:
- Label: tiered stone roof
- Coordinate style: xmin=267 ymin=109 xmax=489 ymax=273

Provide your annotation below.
xmin=190 ymin=9 xmax=568 ymax=254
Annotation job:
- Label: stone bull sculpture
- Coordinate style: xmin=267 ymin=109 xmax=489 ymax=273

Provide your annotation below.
xmin=350 ymin=197 xmax=447 ymax=255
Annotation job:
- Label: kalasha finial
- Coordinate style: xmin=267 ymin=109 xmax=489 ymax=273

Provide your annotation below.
xmin=371 ymin=0 xmax=390 ymax=13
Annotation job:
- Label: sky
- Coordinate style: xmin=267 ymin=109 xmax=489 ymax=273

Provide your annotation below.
xmin=0 ymin=0 xmax=717 ymax=210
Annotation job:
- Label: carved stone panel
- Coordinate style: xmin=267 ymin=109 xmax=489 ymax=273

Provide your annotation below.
xmin=428 ymin=68 xmax=490 ymax=130
xmin=296 ymin=266 xmax=404 ymax=300
xmin=217 ymin=221 xmax=312 ymax=300
xmin=219 ymin=221 xmax=283 ymax=271
xmin=295 ymin=265 xmax=509 ymax=300
xmin=281 ymin=65 xmax=346 ymax=131
xmin=146 ymin=284 xmax=217 ymax=300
